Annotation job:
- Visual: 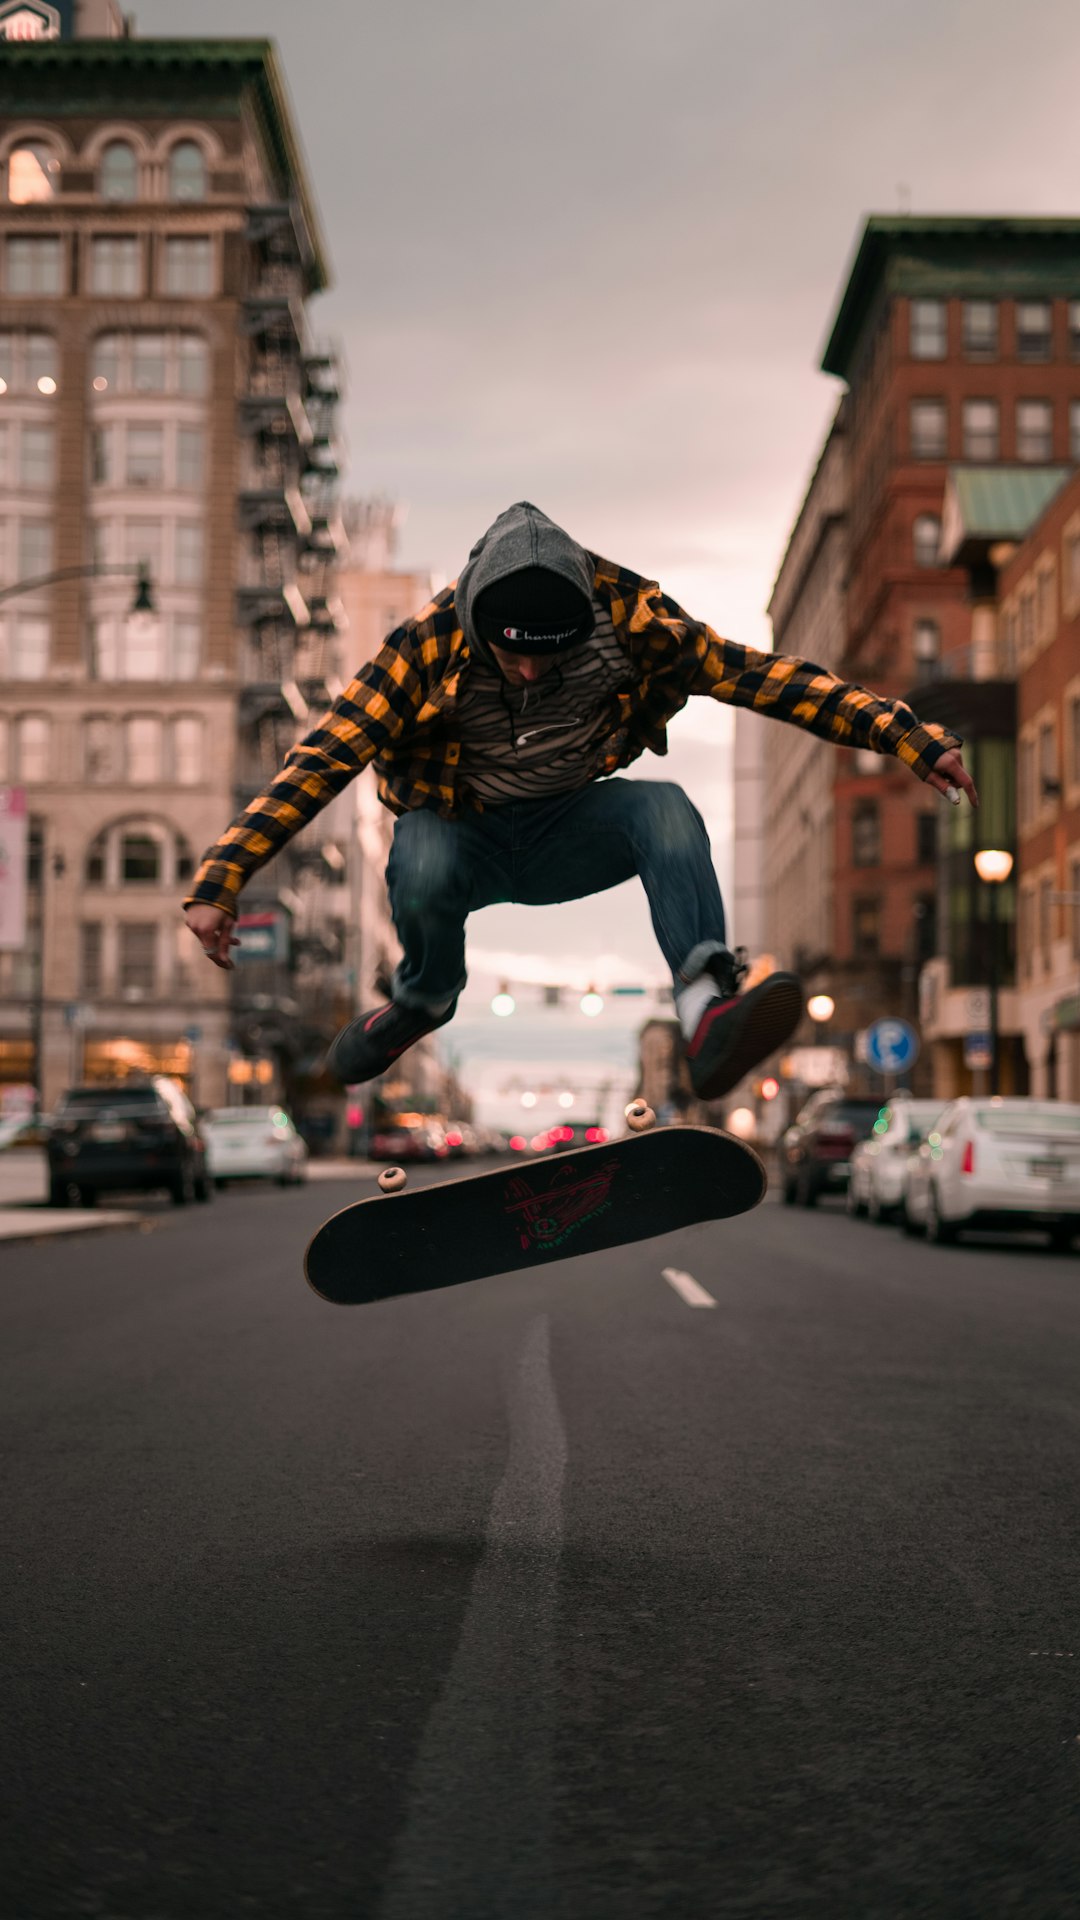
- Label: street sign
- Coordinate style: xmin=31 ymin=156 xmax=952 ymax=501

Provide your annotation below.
xmin=863 ymin=1018 xmax=920 ymax=1075
xmin=964 ymin=1032 xmax=993 ymax=1069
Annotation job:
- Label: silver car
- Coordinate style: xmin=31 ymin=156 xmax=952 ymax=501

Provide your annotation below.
xmin=201 ymin=1105 xmax=309 ymax=1188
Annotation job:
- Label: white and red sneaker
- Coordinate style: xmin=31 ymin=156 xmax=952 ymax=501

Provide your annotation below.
xmin=684 ymin=959 xmax=803 ymax=1101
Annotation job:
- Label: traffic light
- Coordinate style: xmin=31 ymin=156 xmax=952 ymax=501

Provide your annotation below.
xmin=759 ymin=1076 xmax=780 ymax=1102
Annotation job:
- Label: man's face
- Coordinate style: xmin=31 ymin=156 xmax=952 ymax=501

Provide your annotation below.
xmin=487 ymin=643 xmax=560 ymax=686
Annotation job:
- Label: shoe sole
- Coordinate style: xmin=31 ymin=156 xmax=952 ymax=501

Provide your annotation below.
xmin=692 ymin=976 xmax=805 ymax=1101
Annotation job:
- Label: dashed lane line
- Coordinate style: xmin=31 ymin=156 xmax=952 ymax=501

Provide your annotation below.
xmin=662 ymin=1266 xmax=717 ymax=1309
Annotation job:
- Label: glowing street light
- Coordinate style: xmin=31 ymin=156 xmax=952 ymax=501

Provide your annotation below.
xmin=491 ymin=984 xmax=516 ymax=1017
xmin=973 ymin=848 xmax=1014 ymax=1093
xmin=521 ymin=1091 xmax=537 ymax=1108
xmin=807 ymin=994 xmax=835 ymax=1024
xmin=973 ymin=848 xmax=1013 ymax=886
xmin=557 ymin=1091 xmax=574 ymax=1110
xmin=580 ymin=987 xmax=604 ymax=1018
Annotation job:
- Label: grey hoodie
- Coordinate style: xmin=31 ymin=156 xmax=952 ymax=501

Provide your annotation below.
xmin=454 ymin=501 xmax=596 ymax=663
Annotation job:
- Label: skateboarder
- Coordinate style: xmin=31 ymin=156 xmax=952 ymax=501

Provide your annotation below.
xmin=184 ymin=502 xmax=976 ymax=1100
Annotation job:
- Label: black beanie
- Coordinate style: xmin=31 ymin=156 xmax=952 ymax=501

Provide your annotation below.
xmin=473 ymin=567 xmax=595 ymax=655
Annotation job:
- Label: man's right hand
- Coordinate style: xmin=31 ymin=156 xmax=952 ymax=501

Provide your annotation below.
xmin=185 ymin=903 xmax=240 ymax=970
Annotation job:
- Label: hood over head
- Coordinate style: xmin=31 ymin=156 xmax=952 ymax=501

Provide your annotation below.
xmin=455 ymin=502 xmax=595 ymax=658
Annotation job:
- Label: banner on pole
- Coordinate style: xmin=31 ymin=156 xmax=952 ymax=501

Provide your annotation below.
xmin=0 ymin=787 xmax=28 ymax=952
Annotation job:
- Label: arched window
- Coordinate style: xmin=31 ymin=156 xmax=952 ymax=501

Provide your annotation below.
xmin=121 ymin=831 xmax=160 ymax=883
xmin=100 ymin=141 xmax=138 ymax=203
xmin=913 ymin=514 xmax=942 ymax=568
xmin=7 ymin=141 xmax=60 ymax=205
xmin=168 ymin=141 xmax=206 ymax=203
xmin=84 ymin=820 xmax=191 ymax=889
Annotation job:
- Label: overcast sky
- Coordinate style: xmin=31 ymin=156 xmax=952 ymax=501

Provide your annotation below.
xmin=139 ymin=0 xmax=1080 ymax=1122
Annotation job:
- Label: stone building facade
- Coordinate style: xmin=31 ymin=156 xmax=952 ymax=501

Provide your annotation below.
xmin=0 ymin=33 xmax=343 ymax=1114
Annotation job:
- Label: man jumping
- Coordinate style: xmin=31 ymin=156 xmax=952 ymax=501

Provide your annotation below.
xmin=184 ymin=501 xmax=975 ymax=1100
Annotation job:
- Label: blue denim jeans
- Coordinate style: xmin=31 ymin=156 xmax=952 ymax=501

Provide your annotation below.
xmin=385 ymin=778 xmax=728 ymax=1011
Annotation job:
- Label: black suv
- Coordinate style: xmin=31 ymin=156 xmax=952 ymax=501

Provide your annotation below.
xmin=47 ymin=1079 xmax=211 ymax=1208
xmin=780 ymin=1090 xmax=882 ymax=1207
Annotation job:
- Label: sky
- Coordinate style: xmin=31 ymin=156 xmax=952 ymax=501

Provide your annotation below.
xmin=138 ymin=0 xmax=1080 ymax=1124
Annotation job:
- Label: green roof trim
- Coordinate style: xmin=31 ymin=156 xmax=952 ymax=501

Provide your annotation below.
xmin=940 ymin=465 xmax=1070 ymax=566
xmin=0 ymin=38 xmax=329 ymax=291
xmin=821 ymin=216 xmax=1080 ymax=379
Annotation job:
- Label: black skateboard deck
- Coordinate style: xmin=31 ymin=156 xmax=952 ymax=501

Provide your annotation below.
xmin=304 ymin=1123 xmax=766 ymax=1306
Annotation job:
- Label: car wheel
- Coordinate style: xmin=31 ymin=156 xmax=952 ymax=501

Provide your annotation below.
xmin=1048 ymin=1224 xmax=1075 ymax=1254
xmin=846 ymin=1183 xmax=866 ymax=1218
xmin=195 ymin=1172 xmax=213 ymax=1204
xmin=899 ymin=1197 xmax=923 ymax=1237
xmin=797 ymin=1167 xmax=818 ymax=1208
xmin=924 ymin=1185 xmax=958 ymax=1245
xmin=782 ymin=1176 xmax=797 ymax=1206
xmin=171 ymin=1163 xmax=196 ymax=1207
xmin=214 ymin=1177 xmax=226 ymax=1191
xmin=48 ymin=1178 xmax=70 ymax=1208
xmin=867 ymin=1190 xmax=891 ymax=1225
xmin=76 ymin=1186 xmax=98 ymax=1209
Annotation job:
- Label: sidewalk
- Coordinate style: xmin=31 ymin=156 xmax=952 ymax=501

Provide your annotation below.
xmin=0 ymin=1150 xmax=381 ymax=1243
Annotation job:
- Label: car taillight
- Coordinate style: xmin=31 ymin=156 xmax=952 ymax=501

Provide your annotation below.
xmin=961 ymin=1140 xmax=975 ymax=1176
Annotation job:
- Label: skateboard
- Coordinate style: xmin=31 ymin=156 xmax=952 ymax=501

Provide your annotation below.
xmin=304 ymin=1101 xmax=766 ymax=1306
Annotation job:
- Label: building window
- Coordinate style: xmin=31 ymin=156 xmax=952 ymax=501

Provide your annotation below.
xmin=20 ymin=423 xmax=55 ymax=489
xmin=962 ymin=300 xmax=998 ymax=360
xmin=912 ymin=617 xmax=941 ymax=677
xmin=83 ymin=716 xmax=116 ymax=784
xmin=89 ymin=236 xmax=141 ymax=297
xmin=1070 ymin=400 xmax=1080 ymax=462
xmin=1018 ymin=589 xmax=1036 ymax=660
xmin=962 ymin=398 xmax=999 ymax=461
xmin=163 ymin=237 xmax=213 ymax=296
xmin=177 ymin=332 xmax=209 ymax=394
xmin=167 ymin=141 xmax=207 ymax=203
xmin=26 ymin=330 xmax=57 ymax=392
xmin=80 ymin=923 xmax=103 ymax=996
xmin=853 ymin=898 xmax=881 ymax=957
xmin=1016 ymin=300 xmax=1052 ymax=362
xmin=1070 ymin=302 xmax=1080 ymax=362
xmin=852 ymin=802 xmax=880 ymax=868
xmin=124 ymin=716 xmax=163 ymax=785
xmin=172 ymin=617 xmax=201 ymax=680
xmin=119 ymin=922 xmax=157 ymax=994
xmin=1039 ymin=876 xmax=1053 ymax=970
xmin=910 ymin=399 xmax=947 ymax=460
xmin=1039 ymin=720 xmax=1058 ymax=804
xmin=1036 ymin=563 xmax=1056 ymax=643
xmin=99 ymin=141 xmax=138 ymax=203
xmin=122 ymin=520 xmax=164 ymax=582
xmin=1017 ymin=399 xmax=1053 ymax=462
xmin=910 ymin=299 xmax=947 ymax=360
xmin=913 ymin=514 xmax=942 ymax=567
xmin=6 ymin=235 xmax=62 ymax=295
xmin=120 ymin=833 xmax=161 ymax=884
xmin=1071 ymin=858 xmax=1080 ymax=963
xmin=18 ymin=519 xmax=53 ymax=580
xmin=132 ymin=332 xmax=167 ymax=391
xmin=916 ymin=812 xmax=937 ymax=865
xmin=91 ymin=615 xmax=166 ymax=681
xmin=15 ymin=714 xmax=50 ymax=783
xmin=171 ymin=716 xmax=203 ymax=786
xmin=5 ymin=617 xmax=49 ymax=678
xmin=1018 ymin=735 xmax=1036 ymax=832
xmin=126 ymin=425 xmax=164 ymax=487
xmin=7 ymin=142 xmax=60 ymax=204
xmin=176 ymin=426 xmax=204 ymax=490
xmin=175 ymin=522 xmax=204 ymax=586
xmin=1069 ymin=693 xmax=1080 ymax=790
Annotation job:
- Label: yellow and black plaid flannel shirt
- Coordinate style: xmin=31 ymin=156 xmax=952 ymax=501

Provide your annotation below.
xmin=186 ymin=555 xmax=961 ymax=916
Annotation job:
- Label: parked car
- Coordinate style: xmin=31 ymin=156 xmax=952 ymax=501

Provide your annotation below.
xmin=901 ymin=1097 xmax=1080 ymax=1249
xmin=200 ymin=1105 xmax=308 ymax=1187
xmin=780 ymin=1090 xmax=883 ymax=1206
xmin=549 ymin=1122 xmax=609 ymax=1151
xmin=847 ymin=1098 xmax=943 ymax=1222
xmin=46 ymin=1079 xmax=211 ymax=1207
xmin=370 ymin=1116 xmax=449 ymax=1161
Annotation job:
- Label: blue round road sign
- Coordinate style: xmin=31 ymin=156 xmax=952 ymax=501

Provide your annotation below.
xmin=864 ymin=1018 xmax=920 ymax=1074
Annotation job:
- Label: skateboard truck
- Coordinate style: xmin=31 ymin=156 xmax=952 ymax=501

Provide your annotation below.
xmin=624 ymin=1100 xmax=656 ymax=1133
xmin=378 ymin=1167 xmax=408 ymax=1193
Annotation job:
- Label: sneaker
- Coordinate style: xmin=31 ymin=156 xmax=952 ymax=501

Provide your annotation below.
xmin=684 ymin=960 xmax=804 ymax=1101
xmin=326 ymin=997 xmax=456 ymax=1086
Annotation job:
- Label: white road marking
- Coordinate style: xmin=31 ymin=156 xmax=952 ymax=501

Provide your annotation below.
xmin=379 ymin=1313 xmax=566 ymax=1917
xmin=662 ymin=1266 xmax=717 ymax=1309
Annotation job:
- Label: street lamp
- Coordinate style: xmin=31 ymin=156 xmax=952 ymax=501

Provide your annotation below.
xmin=973 ymin=848 xmax=1014 ymax=1095
xmin=807 ymin=994 xmax=835 ymax=1025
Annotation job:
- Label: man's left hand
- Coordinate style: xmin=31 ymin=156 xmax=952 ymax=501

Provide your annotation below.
xmin=924 ymin=748 xmax=978 ymax=810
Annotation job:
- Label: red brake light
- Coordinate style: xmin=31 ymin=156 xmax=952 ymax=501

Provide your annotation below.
xmin=446 ymin=1130 xmax=462 ymax=1146
xmin=961 ymin=1140 xmax=975 ymax=1176
xmin=509 ymin=1135 xmax=526 ymax=1151
xmin=585 ymin=1126 xmax=607 ymax=1143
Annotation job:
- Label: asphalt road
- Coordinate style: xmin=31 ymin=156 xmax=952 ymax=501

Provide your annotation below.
xmin=3 ymin=1165 xmax=1080 ymax=1918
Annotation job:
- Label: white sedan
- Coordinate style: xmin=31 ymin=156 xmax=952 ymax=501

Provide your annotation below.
xmin=201 ymin=1106 xmax=309 ymax=1187
xmin=847 ymin=1099 xmax=943 ymax=1222
xmin=901 ymin=1097 xmax=1080 ymax=1250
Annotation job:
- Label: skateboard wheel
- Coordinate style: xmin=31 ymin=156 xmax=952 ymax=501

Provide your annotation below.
xmin=378 ymin=1167 xmax=408 ymax=1193
xmin=624 ymin=1100 xmax=656 ymax=1132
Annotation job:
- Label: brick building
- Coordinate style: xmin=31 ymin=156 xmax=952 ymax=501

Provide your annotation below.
xmin=0 ymin=28 xmax=347 ymax=1113
xmin=765 ymin=216 xmax=1080 ymax=1093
